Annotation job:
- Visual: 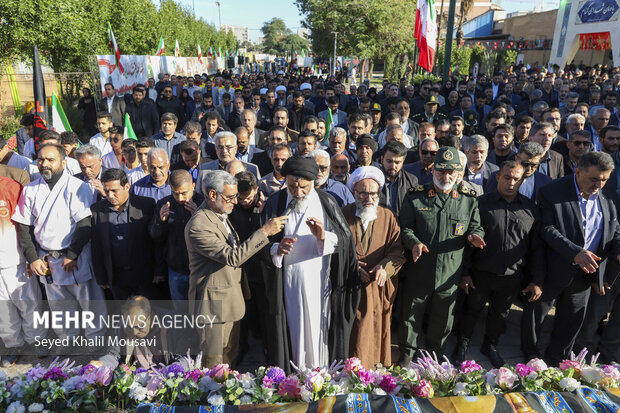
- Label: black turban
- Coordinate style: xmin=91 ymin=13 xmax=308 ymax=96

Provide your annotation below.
xmin=281 ymin=156 xmax=319 ymax=180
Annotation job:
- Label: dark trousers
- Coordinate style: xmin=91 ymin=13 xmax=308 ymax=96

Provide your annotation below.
xmin=459 ymin=272 xmax=522 ymax=346
xmin=521 ymin=275 xmax=591 ymax=365
xmin=576 ymin=280 xmax=620 ymax=363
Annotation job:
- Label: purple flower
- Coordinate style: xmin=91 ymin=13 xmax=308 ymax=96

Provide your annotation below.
xmin=209 ymin=363 xmax=229 ymax=382
xmin=262 ymin=376 xmax=275 ymax=388
xmin=305 ymin=371 xmax=325 ymax=392
xmin=265 ymin=366 xmax=286 ymax=384
xmin=378 ymin=375 xmax=397 ymax=393
xmin=356 ymin=368 xmax=375 ymax=386
xmin=135 ymin=368 xmax=148 ymax=374
xmin=166 ymin=363 xmax=185 ymax=377
xmin=185 ymin=369 xmax=203 ymax=382
xmin=603 ymin=365 xmax=620 ymax=381
xmin=79 ymin=364 xmax=97 ymax=375
xmin=460 ymin=360 xmax=482 ymax=373
xmin=26 ymin=367 xmax=46 ymax=381
xmin=95 ymin=367 xmax=113 ymax=386
xmin=43 ymin=367 xmax=68 ymax=381
xmin=515 ymin=363 xmax=534 ymax=377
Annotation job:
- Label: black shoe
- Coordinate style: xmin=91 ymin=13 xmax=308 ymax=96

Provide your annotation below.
xmin=481 ymin=344 xmax=505 ymax=369
xmin=452 ymin=340 xmax=469 ymax=367
xmin=398 ymin=354 xmax=412 ymax=369
xmin=1 ymin=354 xmax=19 ymax=367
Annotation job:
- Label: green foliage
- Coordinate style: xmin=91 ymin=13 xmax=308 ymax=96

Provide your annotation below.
xmin=0 ymin=114 xmax=21 ymax=140
xmin=436 ymin=42 xmax=473 ymax=76
xmin=260 ymin=18 xmax=309 ymax=56
xmin=0 ymin=0 xmax=237 ymax=73
xmin=296 ymin=0 xmax=416 ymax=78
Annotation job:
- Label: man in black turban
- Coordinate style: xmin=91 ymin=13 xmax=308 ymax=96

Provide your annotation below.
xmin=256 ymin=156 xmax=360 ymax=371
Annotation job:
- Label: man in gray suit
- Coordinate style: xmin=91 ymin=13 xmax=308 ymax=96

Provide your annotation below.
xmin=99 ymin=83 xmax=126 ymax=126
xmin=197 ymin=131 xmax=260 ymax=195
xmin=186 ymin=170 xmax=287 ymax=366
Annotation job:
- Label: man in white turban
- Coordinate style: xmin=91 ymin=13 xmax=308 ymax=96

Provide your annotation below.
xmin=342 ymin=166 xmax=406 ymax=368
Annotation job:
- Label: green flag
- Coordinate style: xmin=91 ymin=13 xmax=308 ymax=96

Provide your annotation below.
xmin=123 ymin=113 xmax=137 ymax=140
xmin=51 ymin=92 xmax=72 ymax=133
xmin=324 ymin=108 xmax=333 ymax=141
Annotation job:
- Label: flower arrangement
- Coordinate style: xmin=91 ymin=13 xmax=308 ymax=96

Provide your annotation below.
xmin=1 ymin=349 xmax=619 ymax=412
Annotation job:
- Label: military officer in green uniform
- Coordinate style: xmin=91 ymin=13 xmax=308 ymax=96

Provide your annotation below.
xmin=398 ymin=146 xmax=485 ymax=365
xmin=411 ymin=95 xmax=448 ymax=125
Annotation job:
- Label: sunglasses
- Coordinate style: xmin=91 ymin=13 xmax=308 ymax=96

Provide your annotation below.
xmin=421 ymin=150 xmax=437 ymax=156
xmin=571 ymin=140 xmax=591 ymax=147
xmin=520 ymin=160 xmax=539 ymax=168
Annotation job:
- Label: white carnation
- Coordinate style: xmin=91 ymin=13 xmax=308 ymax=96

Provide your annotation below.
xmin=28 ymin=404 xmax=44 ymax=412
xmin=207 ymin=394 xmax=225 ymax=405
xmin=453 ymin=382 xmax=469 ymax=396
xmin=129 ymin=385 xmax=148 ymax=401
xmin=581 ymin=367 xmax=606 ymax=385
xmin=559 ymin=377 xmax=581 ymax=392
xmin=7 ymin=401 xmax=26 ymax=413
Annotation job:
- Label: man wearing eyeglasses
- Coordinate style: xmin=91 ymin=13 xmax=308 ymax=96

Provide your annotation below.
xmin=404 ymin=138 xmax=438 ymax=185
xmin=197 ymin=132 xmax=260 ymax=195
xmin=565 ymin=130 xmax=592 ymax=175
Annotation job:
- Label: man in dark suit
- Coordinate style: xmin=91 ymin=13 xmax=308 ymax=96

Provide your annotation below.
xmin=529 ymin=122 xmax=564 ymax=180
xmin=521 ymin=152 xmax=620 ymax=365
xmin=252 ymin=127 xmax=287 ymax=176
xmin=124 ymin=87 xmax=160 ymax=138
xmin=485 ymin=142 xmax=551 ymax=202
xmin=463 ymin=135 xmax=499 ymax=192
xmin=91 ymin=168 xmax=163 ymax=300
xmin=99 ymin=83 xmax=126 ymax=126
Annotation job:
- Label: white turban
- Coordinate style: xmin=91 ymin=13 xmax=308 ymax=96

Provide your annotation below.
xmin=347 ymin=166 xmax=385 ymax=192
xmin=275 ymin=85 xmax=287 ymax=93
xmin=259 ymin=88 xmax=268 ymax=95
xmin=300 ymin=83 xmax=312 ymax=91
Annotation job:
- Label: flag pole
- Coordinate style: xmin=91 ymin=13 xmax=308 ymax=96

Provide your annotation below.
xmin=441 ymin=0 xmax=457 ymax=83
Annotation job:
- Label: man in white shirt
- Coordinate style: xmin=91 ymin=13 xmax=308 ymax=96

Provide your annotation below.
xmin=89 ymin=112 xmax=114 ymax=157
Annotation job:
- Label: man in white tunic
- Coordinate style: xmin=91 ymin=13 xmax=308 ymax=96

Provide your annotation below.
xmin=260 ymin=157 xmax=360 ymax=372
xmin=0 ymin=174 xmax=46 ymax=366
xmin=12 ymin=143 xmax=106 ymax=348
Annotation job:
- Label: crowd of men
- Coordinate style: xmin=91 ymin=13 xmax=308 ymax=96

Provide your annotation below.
xmin=1 ymin=64 xmax=620 ymax=372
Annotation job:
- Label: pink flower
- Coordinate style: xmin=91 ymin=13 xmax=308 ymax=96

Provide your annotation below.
xmin=209 ymin=364 xmax=230 ymax=382
xmin=120 ymin=364 xmax=133 ymax=375
xmin=515 ymin=363 xmax=534 ymax=377
xmin=356 ymin=368 xmax=375 ymax=386
xmin=495 ymin=367 xmax=518 ymax=390
xmin=277 ymin=377 xmax=301 ymax=400
xmin=262 ymin=376 xmax=275 ymax=388
xmin=95 ymin=367 xmax=112 ymax=386
xmin=526 ymin=358 xmax=548 ymax=372
xmin=378 ymin=375 xmax=397 ymax=393
xmin=603 ymin=365 xmax=620 ymax=381
xmin=559 ymin=360 xmax=582 ymax=372
xmin=185 ymin=369 xmax=203 ymax=382
xmin=460 ymin=360 xmax=482 ymax=373
xmin=413 ymin=379 xmax=434 ymax=398
xmin=344 ymin=357 xmax=363 ymax=374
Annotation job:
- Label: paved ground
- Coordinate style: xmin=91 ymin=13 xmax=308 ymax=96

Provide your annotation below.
xmin=0 ymin=302 xmax=555 ymax=377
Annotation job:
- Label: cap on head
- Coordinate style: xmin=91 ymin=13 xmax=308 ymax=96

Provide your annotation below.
xmin=433 ymin=147 xmax=461 ymax=170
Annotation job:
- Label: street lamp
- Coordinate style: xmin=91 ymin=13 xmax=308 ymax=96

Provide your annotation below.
xmin=215 ymin=1 xmax=222 ymax=30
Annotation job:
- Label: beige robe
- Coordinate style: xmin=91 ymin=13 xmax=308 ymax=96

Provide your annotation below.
xmin=342 ymin=204 xmax=406 ymax=368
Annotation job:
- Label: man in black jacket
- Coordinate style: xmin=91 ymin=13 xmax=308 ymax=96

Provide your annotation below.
xmin=379 ymin=140 xmax=419 ymax=216
xmin=125 ymin=87 xmax=160 ymax=138
xmin=521 ymin=152 xmax=620 ymax=365
xmin=150 ymin=170 xmax=203 ymax=310
xmin=157 ymin=85 xmax=185 ymax=131
xmin=91 ymin=168 xmax=163 ymax=300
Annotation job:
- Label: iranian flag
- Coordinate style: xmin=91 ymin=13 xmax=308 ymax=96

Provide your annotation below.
xmin=51 ymin=92 xmax=72 ymax=133
xmin=123 ymin=113 xmax=137 ymax=141
xmin=417 ymin=0 xmax=437 ymax=72
xmin=175 ymin=39 xmax=181 ymax=57
xmin=107 ymin=23 xmax=124 ymax=74
xmin=197 ymin=42 xmax=203 ymax=63
xmin=155 ymin=36 xmax=165 ymax=56
xmin=324 ymin=107 xmax=333 ymax=140
xmin=208 ymin=46 xmax=214 ymax=59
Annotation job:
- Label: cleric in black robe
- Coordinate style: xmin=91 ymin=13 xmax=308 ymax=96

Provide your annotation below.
xmin=257 ymin=157 xmax=360 ymax=372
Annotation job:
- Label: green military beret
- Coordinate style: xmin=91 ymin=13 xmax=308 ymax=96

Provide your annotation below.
xmin=433 ymin=147 xmax=462 ymax=171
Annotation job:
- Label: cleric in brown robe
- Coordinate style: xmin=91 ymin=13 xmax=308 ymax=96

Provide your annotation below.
xmin=342 ymin=166 xmax=406 ymax=368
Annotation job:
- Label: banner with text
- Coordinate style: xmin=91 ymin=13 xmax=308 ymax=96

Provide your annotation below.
xmin=96 ymin=55 xmax=223 ymax=95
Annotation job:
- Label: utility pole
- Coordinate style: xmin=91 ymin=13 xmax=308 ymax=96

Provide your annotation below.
xmin=215 ymin=1 xmax=221 ymax=29
xmin=442 ymin=0 xmax=457 ymax=82
xmin=332 ymin=31 xmax=339 ymax=76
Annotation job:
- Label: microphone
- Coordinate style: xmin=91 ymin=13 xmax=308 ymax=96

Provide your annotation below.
xmin=282 ymin=198 xmax=299 ymax=217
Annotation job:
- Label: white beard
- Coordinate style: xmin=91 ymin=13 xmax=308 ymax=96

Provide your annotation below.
xmin=433 ymin=174 xmax=456 ymax=192
xmin=287 ymin=188 xmax=310 ymax=212
xmin=355 ymin=199 xmax=379 ymax=222
xmin=315 ymin=175 xmax=328 ymax=187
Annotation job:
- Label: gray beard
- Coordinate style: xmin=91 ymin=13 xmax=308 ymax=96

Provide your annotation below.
xmin=315 ymin=175 xmax=328 ymax=187
xmin=433 ymin=174 xmax=456 ymax=192
xmin=287 ymin=189 xmax=310 ymax=213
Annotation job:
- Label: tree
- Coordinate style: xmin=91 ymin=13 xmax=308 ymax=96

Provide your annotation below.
xmin=455 ymin=0 xmax=474 ymax=46
xmin=261 ymin=18 xmax=289 ymax=55
xmin=295 ymin=0 xmax=416 ymax=80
